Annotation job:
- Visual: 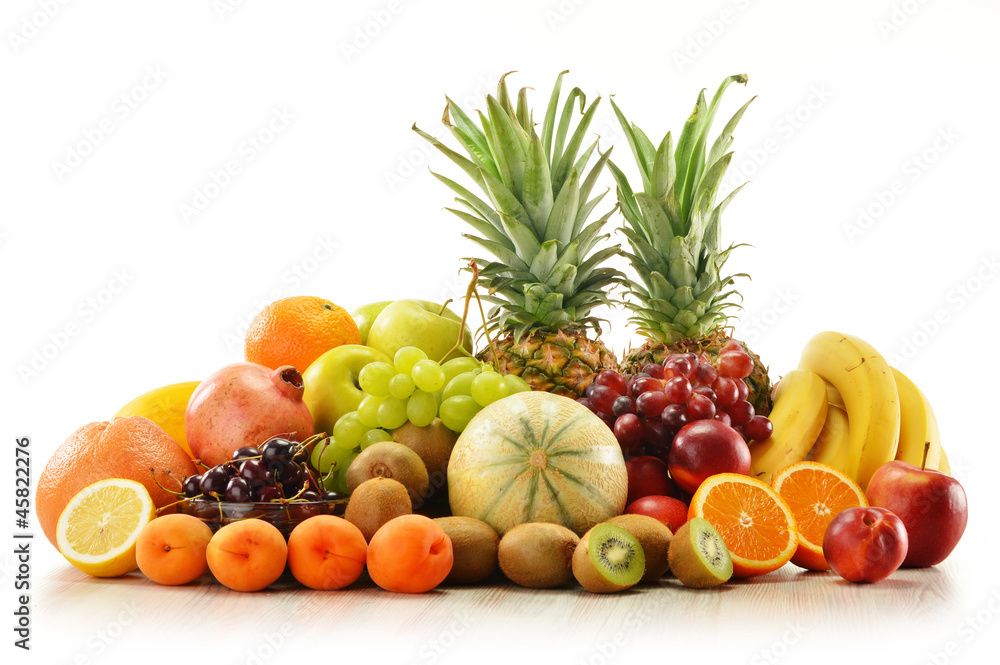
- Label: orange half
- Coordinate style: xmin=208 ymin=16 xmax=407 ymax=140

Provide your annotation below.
xmin=771 ymin=461 xmax=868 ymax=571
xmin=689 ymin=473 xmax=798 ymax=578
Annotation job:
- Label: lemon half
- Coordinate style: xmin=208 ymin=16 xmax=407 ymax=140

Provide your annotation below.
xmin=56 ymin=478 xmax=156 ymax=577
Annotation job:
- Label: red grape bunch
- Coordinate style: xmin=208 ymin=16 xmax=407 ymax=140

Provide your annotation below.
xmin=578 ymin=341 xmax=773 ymax=462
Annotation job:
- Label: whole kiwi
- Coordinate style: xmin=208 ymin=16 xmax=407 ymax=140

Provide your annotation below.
xmin=434 ymin=516 xmax=499 ymax=585
xmin=498 ymin=522 xmax=579 ymax=588
xmin=392 ymin=419 xmax=456 ymax=504
xmin=607 ymin=514 xmax=672 ymax=583
xmin=346 ymin=441 xmax=429 ymax=507
xmin=572 ymin=523 xmax=645 ymax=593
xmin=344 ymin=477 xmax=411 ymax=542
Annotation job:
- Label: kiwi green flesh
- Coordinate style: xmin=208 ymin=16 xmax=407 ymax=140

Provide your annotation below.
xmin=588 ymin=524 xmax=645 ymax=588
xmin=668 ymin=517 xmax=733 ymax=588
xmin=607 ymin=514 xmax=672 ymax=583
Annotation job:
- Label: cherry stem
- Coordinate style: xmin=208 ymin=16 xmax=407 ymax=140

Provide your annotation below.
xmin=921 ymin=441 xmax=930 ymax=471
xmin=149 ymin=467 xmax=185 ymax=496
xmin=316 ymin=437 xmax=340 ymax=485
xmin=155 ymin=494 xmax=201 ymax=515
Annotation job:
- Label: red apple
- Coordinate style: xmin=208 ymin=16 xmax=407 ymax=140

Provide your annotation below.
xmin=667 ymin=420 xmax=750 ymax=494
xmin=625 ymin=456 xmax=683 ymax=504
xmin=865 ymin=460 xmax=968 ymax=568
xmin=823 ymin=507 xmax=908 ymax=583
xmin=625 ymin=495 xmax=689 ymax=534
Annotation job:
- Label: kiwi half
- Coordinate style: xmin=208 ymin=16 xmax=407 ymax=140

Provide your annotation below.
xmin=346 ymin=441 xmax=429 ymax=507
xmin=344 ymin=477 xmax=411 ymax=542
xmin=498 ymin=522 xmax=579 ymax=588
xmin=434 ymin=516 xmax=499 ymax=585
xmin=668 ymin=517 xmax=733 ymax=588
xmin=607 ymin=514 xmax=672 ymax=583
xmin=572 ymin=523 xmax=645 ymax=593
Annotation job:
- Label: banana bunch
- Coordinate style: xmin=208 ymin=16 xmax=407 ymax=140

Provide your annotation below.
xmin=114 ymin=380 xmax=200 ymax=458
xmin=749 ymin=368 xmax=828 ymax=485
xmin=749 ymin=332 xmax=950 ymax=489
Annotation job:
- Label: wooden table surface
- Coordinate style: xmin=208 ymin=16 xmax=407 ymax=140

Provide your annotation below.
xmin=26 ymin=542 xmax=998 ymax=665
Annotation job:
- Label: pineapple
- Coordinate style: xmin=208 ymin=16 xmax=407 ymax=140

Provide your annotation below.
xmin=414 ymin=72 xmax=625 ymax=397
xmin=608 ymin=74 xmax=772 ymax=414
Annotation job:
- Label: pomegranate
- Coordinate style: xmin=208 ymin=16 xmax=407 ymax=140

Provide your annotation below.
xmin=186 ymin=362 xmax=314 ymax=467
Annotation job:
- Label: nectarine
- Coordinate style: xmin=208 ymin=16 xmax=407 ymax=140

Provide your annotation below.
xmin=823 ymin=507 xmax=907 ymax=583
xmin=287 ymin=516 xmax=367 ymax=590
xmin=206 ymin=519 xmax=287 ymax=592
xmin=367 ymin=515 xmax=453 ymax=593
xmin=136 ymin=514 xmax=213 ymax=586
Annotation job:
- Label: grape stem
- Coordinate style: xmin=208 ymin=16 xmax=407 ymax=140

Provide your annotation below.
xmin=439 ymin=259 xmax=498 ymax=366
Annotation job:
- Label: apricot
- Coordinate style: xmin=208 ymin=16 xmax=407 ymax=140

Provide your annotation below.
xmin=367 ymin=514 xmax=453 ymax=593
xmin=206 ymin=519 xmax=287 ymax=592
xmin=136 ymin=514 xmax=213 ymax=585
xmin=287 ymin=516 xmax=367 ymax=590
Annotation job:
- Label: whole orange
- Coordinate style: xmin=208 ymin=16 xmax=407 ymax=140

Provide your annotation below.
xmin=245 ymin=296 xmax=360 ymax=373
xmin=36 ymin=416 xmax=198 ymax=548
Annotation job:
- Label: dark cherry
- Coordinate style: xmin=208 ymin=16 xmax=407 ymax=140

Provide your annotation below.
xmin=225 ymin=477 xmax=252 ymax=502
xmin=238 ymin=459 xmax=270 ymax=487
xmin=261 ymin=438 xmax=294 ymax=466
xmin=255 ymin=485 xmax=282 ymax=503
xmin=279 ymin=462 xmax=304 ymax=486
xmin=280 ymin=481 xmax=303 ymax=499
xmin=182 ymin=474 xmax=202 ymax=498
xmin=298 ymin=491 xmax=321 ymax=502
xmin=301 ymin=467 xmax=321 ymax=492
xmin=291 ymin=443 xmax=309 ymax=465
xmin=321 ymin=490 xmax=346 ymax=502
xmin=199 ymin=466 xmax=229 ymax=497
xmin=231 ymin=446 xmax=261 ymax=462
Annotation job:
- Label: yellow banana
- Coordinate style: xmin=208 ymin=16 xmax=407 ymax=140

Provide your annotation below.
xmin=939 ymin=445 xmax=951 ymax=474
xmin=826 ymin=382 xmax=845 ymax=409
xmin=891 ymin=367 xmax=945 ymax=471
xmin=807 ymin=403 xmax=851 ymax=472
xmin=749 ymin=368 xmax=829 ymax=484
xmin=798 ymin=332 xmax=899 ymax=490
xmin=114 ymin=381 xmax=200 ymax=458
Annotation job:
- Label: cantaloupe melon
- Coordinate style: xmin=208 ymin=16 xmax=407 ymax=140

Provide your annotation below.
xmin=447 ymin=391 xmax=627 ymax=536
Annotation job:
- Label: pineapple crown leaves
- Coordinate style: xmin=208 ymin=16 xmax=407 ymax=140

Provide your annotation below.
xmin=608 ymin=73 xmax=754 ymax=343
xmin=414 ymin=71 xmax=626 ymax=339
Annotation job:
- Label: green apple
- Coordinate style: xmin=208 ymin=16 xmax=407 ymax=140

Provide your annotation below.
xmin=353 ymin=299 xmax=464 ymax=345
xmin=352 ymin=301 xmax=392 ymax=345
xmin=302 ymin=344 xmax=390 ymax=436
xmin=366 ymin=299 xmax=474 ymax=363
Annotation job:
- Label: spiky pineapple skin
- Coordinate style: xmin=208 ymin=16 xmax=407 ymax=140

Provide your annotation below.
xmin=479 ymin=329 xmax=619 ymax=398
xmin=621 ymin=335 xmax=772 ymax=416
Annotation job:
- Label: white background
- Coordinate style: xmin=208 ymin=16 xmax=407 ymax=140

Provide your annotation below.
xmin=3 ymin=0 xmax=999 ymax=663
